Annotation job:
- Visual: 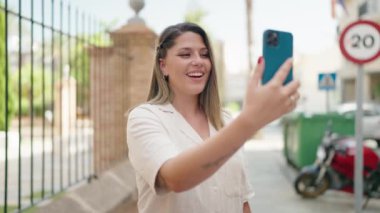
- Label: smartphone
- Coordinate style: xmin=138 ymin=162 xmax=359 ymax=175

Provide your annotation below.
xmin=262 ymin=29 xmax=293 ymax=85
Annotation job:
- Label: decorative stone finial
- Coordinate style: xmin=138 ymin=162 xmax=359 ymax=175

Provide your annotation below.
xmin=128 ymin=0 xmax=145 ymax=24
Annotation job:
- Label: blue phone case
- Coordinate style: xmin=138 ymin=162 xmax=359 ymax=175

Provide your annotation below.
xmin=262 ymin=29 xmax=293 ymax=85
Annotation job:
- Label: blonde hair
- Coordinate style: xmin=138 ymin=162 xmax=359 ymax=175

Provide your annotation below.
xmin=147 ymin=22 xmax=224 ymax=130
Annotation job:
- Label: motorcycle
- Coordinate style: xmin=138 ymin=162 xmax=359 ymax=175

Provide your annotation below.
xmin=294 ymin=120 xmax=380 ymax=208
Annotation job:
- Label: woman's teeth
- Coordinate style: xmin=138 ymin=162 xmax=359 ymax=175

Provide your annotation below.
xmin=187 ymin=72 xmax=203 ymax=78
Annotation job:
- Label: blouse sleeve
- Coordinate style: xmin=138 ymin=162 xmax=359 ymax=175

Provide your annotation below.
xmin=241 ymin=155 xmax=255 ymax=202
xmin=126 ymin=106 xmax=180 ymax=195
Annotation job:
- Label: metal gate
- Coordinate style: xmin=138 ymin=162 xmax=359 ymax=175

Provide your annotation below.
xmin=1 ymin=0 xmax=111 ymax=212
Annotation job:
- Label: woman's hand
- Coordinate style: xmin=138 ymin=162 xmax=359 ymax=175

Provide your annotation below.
xmin=240 ymin=57 xmax=300 ymax=132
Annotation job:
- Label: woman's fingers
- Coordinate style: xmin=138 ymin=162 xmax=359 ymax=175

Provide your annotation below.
xmin=269 ymin=57 xmax=300 ymax=107
xmin=291 ymin=92 xmax=301 ymax=103
xmin=286 ymin=92 xmax=300 ymax=108
xmin=282 ymin=81 xmax=300 ymax=113
xmin=250 ymin=57 xmax=265 ymax=86
xmin=283 ymin=79 xmax=301 ymax=97
xmin=272 ymin=58 xmax=293 ymax=85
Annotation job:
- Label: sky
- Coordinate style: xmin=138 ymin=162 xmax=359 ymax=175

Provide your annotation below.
xmin=6 ymin=0 xmax=339 ymax=74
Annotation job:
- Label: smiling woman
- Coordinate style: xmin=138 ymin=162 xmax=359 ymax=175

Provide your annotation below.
xmin=159 ymin=31 xmax=212 ymax=101
xmin=126 ymin=22 xmax=300 ymax=213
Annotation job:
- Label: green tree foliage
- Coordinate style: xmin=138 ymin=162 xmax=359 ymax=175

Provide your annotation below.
xmin=70 ymin=40 xmax=90 ymax=110
xmin=184 ymin=9 xmax=207 ymax=26
xmin=0 ymin=8 xmax=5 ymax=130
xmin=0 ymin=7 xmax=15 ymax=130
xmin=10 ymin=65 xmax=53 ymax=116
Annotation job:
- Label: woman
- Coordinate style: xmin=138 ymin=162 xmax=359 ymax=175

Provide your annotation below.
xmin=127 ymin=22 xmax=300 ymax=213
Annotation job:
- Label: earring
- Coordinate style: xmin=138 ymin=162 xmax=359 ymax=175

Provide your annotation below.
xmin=164 ymin=75 xmax=169 ymax=81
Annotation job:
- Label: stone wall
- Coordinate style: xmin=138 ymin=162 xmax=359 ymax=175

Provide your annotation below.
xmin=89 ymin=23 xmax=156 ymax=174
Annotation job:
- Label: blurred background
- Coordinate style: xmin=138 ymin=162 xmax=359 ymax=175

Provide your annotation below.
xmin=1 ymin=0 xmax=380 ymax=212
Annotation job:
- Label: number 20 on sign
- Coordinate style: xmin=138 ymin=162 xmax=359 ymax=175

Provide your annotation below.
xmin=339 ymin=20 xmax=380 ymax=64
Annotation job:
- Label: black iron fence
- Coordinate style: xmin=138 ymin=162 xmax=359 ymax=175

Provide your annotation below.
xmin=0 ymin=0 xmax=111 ymax=212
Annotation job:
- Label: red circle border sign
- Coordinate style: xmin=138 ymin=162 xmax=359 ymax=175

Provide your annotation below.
xmin=339 ymin=20 xmax=380 ymax=64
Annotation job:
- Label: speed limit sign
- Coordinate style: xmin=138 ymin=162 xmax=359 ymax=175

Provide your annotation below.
xmin=339 ymin=20 xmax=380 ymax=64
xmin=340 ymin=20 xmax=380 ymax=213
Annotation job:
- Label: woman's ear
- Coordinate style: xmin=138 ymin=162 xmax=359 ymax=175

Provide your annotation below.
xmin=159 ymin=59 xmax=168 ymax=76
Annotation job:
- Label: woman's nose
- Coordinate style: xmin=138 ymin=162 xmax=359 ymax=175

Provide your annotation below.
xmin=191 ymin=54 xmax=203 ymax=66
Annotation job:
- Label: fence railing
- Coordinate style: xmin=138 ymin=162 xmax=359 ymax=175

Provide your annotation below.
xmin=0 ymin=0 xmax=112 ymax=212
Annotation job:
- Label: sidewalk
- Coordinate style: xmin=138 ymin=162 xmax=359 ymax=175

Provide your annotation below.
xmin=244 ymin=125 xmax=380 ymax=213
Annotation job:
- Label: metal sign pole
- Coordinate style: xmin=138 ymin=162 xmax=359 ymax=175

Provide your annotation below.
xmin=354 ymin=65 xmax=364 ymax=213
xmin=326 ymin=90 xmax=330 ymax=112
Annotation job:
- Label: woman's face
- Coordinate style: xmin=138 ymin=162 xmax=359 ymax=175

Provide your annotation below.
xmin=160 ymin=32 xmax=211 ymax=98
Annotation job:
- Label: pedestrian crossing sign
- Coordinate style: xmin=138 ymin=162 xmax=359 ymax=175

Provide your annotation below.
xmin=318 ymin=73 xmax=336 ymax=90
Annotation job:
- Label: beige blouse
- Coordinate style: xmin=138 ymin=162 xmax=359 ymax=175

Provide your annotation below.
xmin=127 ymin=103 xmax=254 ymax=213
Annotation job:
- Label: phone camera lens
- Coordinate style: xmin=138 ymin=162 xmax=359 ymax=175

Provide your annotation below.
xmin=267 ymin=31 xmax=278 ymax=47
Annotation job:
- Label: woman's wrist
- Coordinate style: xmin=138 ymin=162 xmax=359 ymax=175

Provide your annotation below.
xmin=234 ymin=110 xmax=262 ymax=139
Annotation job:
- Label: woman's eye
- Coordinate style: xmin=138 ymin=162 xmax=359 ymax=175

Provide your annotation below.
xmin=178 ymin=54 xmax=191 ymax=57
xmin=201 ymin=53 xmax=209 ymax=58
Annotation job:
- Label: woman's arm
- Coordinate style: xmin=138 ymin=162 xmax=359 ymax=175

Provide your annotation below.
xmin=158 ymin=58 xmax=300 ymax=192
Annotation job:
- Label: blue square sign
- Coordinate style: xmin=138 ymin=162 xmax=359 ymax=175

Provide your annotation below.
xmin=318 ymin=73 xmax=336 ymax=90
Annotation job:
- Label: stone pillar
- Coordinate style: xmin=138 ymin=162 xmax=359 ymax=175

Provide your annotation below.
xmin=112 ymin=24 xmax=156 ymax=108
xmin=54 ymin=74 xmax=76 ymax=137
xmin=89 ymin=23 xmax=156 ymax=174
